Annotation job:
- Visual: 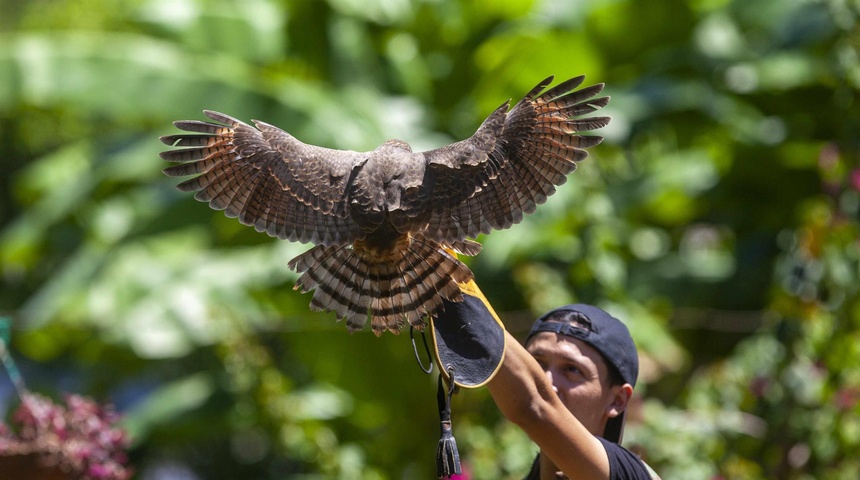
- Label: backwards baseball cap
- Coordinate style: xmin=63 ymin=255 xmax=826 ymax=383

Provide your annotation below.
xmin=525 ymin=304 xmax=639 ymax=444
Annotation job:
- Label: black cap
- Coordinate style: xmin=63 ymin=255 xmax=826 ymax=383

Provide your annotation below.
xmin=525 ymin=304 xmax=638 ymax=443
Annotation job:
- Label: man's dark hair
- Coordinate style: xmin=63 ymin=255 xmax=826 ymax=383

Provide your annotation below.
xmin=529 ymin=309 xmax=626 ymax=387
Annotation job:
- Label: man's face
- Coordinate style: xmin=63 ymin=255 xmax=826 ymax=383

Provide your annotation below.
xmin=526 ymin=332 xmax=622 ymax=436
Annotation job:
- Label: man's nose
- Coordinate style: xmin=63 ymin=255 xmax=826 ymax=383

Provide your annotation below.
xmin=543 ymin=369 xmax=560 ymax=394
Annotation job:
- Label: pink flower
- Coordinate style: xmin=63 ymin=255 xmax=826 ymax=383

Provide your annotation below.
xmin=834 ymin=387 xmax=859 ymax=411
xmin=0 ymin=392 xmax=132 ymax=480
xmin=850 ymin=169 xmax=860 ymax=192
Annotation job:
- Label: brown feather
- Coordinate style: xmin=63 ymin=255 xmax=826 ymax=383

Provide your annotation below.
xmin=423 ymin=76 xmax=609 ymax=243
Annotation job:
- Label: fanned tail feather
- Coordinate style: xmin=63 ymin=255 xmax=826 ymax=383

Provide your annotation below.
xmin=288 ymin=237 xmax=474 ymax=335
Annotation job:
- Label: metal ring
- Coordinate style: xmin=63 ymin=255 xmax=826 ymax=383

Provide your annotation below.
xmin=410 ymin=325 xmax=433 ymax=374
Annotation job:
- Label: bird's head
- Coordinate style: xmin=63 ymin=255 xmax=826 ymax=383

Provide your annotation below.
xmin=381 ymin=139 xmax=412 ymax=152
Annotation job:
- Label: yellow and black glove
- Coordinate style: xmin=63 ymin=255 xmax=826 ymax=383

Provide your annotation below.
xmin=427 ymin=278 xmax=507 ymax=478
xmin=430 ymin=279 xmax=507 ymax=388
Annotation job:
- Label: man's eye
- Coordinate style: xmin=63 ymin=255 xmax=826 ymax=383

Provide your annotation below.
xmin=564 ymin=365 xmax=581 ymax=374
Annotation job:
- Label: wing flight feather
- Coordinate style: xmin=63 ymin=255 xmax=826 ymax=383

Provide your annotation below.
xmin=161 ymin=110 xmax=367 ymax=245
xmin=421 ymin=76 xmax=610 ymax=242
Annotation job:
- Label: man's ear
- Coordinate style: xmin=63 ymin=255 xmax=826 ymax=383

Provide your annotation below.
xmin=606 ymin=383 xmax=634 ymax=419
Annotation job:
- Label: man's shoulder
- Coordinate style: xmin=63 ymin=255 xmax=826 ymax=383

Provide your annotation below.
xmin=597 ymin=438 xmax=660 ymax=480
xmin=640 ymin=460 xmax=661 ymax=480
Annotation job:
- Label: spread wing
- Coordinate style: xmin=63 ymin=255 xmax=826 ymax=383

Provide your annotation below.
xmin=421 ymin=76 xmax=610 ymax=242
xmin=160 ymin=110 xmax=367 ymax=245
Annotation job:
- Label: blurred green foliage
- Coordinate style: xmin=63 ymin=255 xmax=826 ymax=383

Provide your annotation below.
xmin=1 ymin=0 xmax=859 ymax=479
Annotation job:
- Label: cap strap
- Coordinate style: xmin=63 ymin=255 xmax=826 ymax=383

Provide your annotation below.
xmin=527 ymin=320 xmax=590 ymax=342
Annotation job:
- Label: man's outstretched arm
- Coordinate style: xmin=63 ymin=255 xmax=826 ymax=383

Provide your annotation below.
xmin=435 ymin=276 xmax=613 ymax=479
xmin=487 ymin=329 xmax=612 ymax=480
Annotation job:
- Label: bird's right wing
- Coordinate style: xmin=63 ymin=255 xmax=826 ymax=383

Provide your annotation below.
xmin=160 ymin=111 xmax=367 ymax=245
xmin=421 ymin=76 xmax=610 ymax=243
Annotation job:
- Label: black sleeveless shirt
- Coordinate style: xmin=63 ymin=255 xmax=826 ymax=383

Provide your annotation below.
xmin=523 ymin=437 xmax=652 ymax=480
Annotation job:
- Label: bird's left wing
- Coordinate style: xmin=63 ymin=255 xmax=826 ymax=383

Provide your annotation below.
xmin=160 ymin=111 xmax=367 ymax=246
xmin=421 ymin=76 xmax=610 ymax=243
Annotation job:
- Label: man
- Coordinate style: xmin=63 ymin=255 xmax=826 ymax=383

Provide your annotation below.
xmin=434 ymin=280 xmax=659 ymax=480
xmin=486 ymin=303 xmax=659 ymax=479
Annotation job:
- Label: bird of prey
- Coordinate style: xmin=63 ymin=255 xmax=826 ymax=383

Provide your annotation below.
xmin=161 ymin=75 xmax=610 ymax=335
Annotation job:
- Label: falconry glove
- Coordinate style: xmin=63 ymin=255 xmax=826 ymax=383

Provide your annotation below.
xmin=431 ymin=279 xmax=506 ymax=388
xmin=428 ymin=278 xmax=506 ymax=478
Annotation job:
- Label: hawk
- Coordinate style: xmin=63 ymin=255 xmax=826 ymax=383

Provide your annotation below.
xmin=161 ymin=75 xmax=610 ymax=335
